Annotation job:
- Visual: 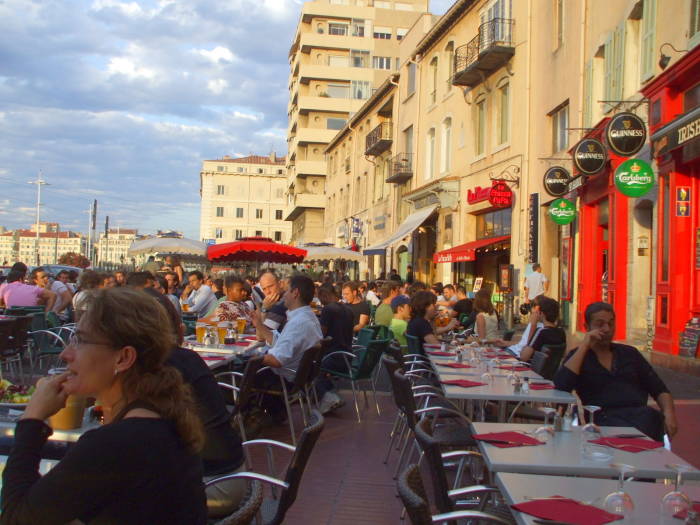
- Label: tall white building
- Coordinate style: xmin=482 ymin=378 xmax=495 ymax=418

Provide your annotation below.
xmin=95 ymin=229 xmax=139 ymax=265
xmin=0 ymin=228 xmax=84 ymax=265
xmin=199 ymin=154 xmax=291 ymax=244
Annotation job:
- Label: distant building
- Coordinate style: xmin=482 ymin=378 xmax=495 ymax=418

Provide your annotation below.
xmin=95 ymin=229 xmax=139 ymax=266
xmin=0 ymin=228 xmax=84 ymax=265
xmin=199 ymin=153 xmax=291 ymax=244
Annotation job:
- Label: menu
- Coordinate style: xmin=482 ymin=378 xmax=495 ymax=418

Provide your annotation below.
xmin=678 ymin=317 xmax=700 ymax=358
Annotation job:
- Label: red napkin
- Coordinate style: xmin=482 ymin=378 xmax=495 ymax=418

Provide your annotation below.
xmin=497 ymin=365 xmax=530 ymax=371
xmin=588 ymin=437 xmax=663 ymax=452
xmin=437 ymin=362 xmax=474 ymax=369
xmin=427 ymin=351 xmax=456 ymax=357
xmin=472 ymin=431 xmax=544 ymax=448
xmin=529 ymin=383 xmax=555 ymax=390
xmin=511 ymin=496 xmax=622 ymax=525
xmin=441 ymin=379 xmax=486 ymax=388
xmin=233 ymin=342 xmax=250 ymax=347
xmin=203 ymin=356 xmax=226 ymax=361
xmin=675 ymin=502 xmax=700 ymax=519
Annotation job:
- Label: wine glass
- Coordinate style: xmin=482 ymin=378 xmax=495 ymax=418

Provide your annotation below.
xmin=470 ymin=455 xmax=485 ymax=484
xmin=604 ymin=463 xmax=635 ymax=517
xmin=661 ymin=464 xmax=693 ymax=518
xmin=533 ymin=405 xmax=557 ymax=443
xmin=582 ymin=405 xmax=602 ymax=437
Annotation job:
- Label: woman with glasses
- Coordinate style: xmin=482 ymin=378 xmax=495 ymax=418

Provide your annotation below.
xmin=1 ymin=287 xmax=207 ymax=524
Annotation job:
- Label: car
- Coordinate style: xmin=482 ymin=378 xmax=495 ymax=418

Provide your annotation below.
xmin=40 ymin=265 xmax=83 ymax=278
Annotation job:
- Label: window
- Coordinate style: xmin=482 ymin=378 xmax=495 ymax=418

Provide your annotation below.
xmin=329 ymin=23 xmax=348 ymax=36
xmin=255 ymin=230 xmax=263 ymax=237
xmin=395 ymin=2 xmax=412 ymax=10
xmin=475 ymin=98 xmax=486 ymax=156
xmin=351 ymin=49 xmax=369 ymax=68
xmin=497 ymin=81 xmax=510 ymax=145
xmin=476 ymin=208 xmax=512 ymax=239
xmin=373 ymin=26 xmax=391 ymax=39
xmin=396 ymin=28 xmax=408 ymax=40
xmin=440 ymin=118 xmax=452 ymax=173
xmin=257 ymin=168 xmax=263 ymax=174
xmin=445 ymin=42 xmax=455 ymax=88
xmin=217 ymin=165 xmax=225 ymax=172
xmin=236 ymin=207 xmax=244 ymax=218
xmin=237 ymin=167 xmax=244 ymax=173
xmin=425 ymin=128 xmax=436 ymax=180
xmin=327 ymin=118 xmax=346 ymax=130
xmin=373 ymin=56 xmax=392 ymax=70
xmin=327 ymin=83 xmax=350 ymax=98
xmin=216 ymin=206 xmax=224 ymax=217
xmin=404 ymin=125 xmax=413 ymax=155
xmin=277 ymin=169 xmax=283 ymax=175
xmin=215 ymin=228 xmax=223 ymax=239
xmin=374 ymin=1 xmax=390 ymax=8
xmin=692 ymin=0 xmax=700 ymax=45
xmin=551 ymin=103 xmax=569 ymax=153
xmin=275 ymin=210 xmax=283 ymax=220
xmin=216 ymin=185 xmax=225 ymax=195
xmin=274 ymin=231 xmax=282 ymax=242
xmin=235 ymin=229 xmax=243 ymax=240
xmin=255 ymin=209 xmax=263 ymax=219
xmin=328 ymin=55 xmax=349 ymax=67
xmin=554 ymin=0 xmax=564 ymax=48
xmin=352 ymin=19 xmax=365 ymax=37
xmin=351 ymin=80 xmax=371 ymax=99
xmin=407 ymin=62 xmax=416 ymax=95
xmin=640 ymin=0 xmax=657 ymax=80
xmin=429 ymin=56 xmax=438 ymax=104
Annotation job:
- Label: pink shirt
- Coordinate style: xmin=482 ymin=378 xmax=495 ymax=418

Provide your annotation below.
xmin=1 ymin=281 xmax=43 ymax=307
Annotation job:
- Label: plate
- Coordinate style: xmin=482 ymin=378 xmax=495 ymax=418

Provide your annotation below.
xmin=0 ymin=402 xmax=27 ymax=410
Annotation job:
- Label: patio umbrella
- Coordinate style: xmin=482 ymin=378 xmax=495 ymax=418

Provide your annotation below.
xmin=303 ymin=245 xmax=364 ymax=263
xmin=127 ymin=237 xmax=207 ymax=256
xmin=207 ymin=237 xmax=307 ymax=264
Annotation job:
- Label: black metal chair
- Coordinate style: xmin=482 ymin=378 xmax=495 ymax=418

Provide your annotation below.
xmin=205 ymin=410 xmax=325 ymax=525
xmin=539 ymin=343 xmax=567 ymax=380
xmin=210 ymin=479 xmax=263 ymax=525
xmin=216 ymin=355 xmax=265 ymax=444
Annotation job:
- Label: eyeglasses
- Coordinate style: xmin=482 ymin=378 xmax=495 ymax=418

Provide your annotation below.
xmin=68 ymin=333 xmax=114 ymax=348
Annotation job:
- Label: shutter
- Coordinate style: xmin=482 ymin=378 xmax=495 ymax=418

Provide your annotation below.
xmin=613 ymin=21 xmax=626 ymax=101
xmin=641 ymin=0 xmax=657 ymax=80
xmin=583 ymin=60 xmax=593 ymax=128
xmin=603 ymin=34 xmax=612 ymax=112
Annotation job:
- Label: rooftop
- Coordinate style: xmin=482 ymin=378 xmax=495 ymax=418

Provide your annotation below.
xmin=205 ymin=154 xmax=286 ymax=166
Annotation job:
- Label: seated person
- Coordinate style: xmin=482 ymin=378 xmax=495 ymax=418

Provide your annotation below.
xmin=375 ymin=281 xmax=400 ymax=327
xmin=496 ymin=294 xmax=545 ymax=357
xmin=203 ymin=275 xmax=253 ymax=330
xmin=252 ymin=271 xmax=288 ymax=345
xmin=406 ymin=291 xmax=458 ymax=346
xmin=436 ymin=284 xmax=458 ymax=310
xmin=342 ymin=281 xmax=370 ymax=333
xmin=470 ymin=288 xmax=500 ymax=344
xmin=554 ymin=302 xmax=678 ymax=442
xmin=519 ymin=296 xmax=566 ymax=362
xmin=389 ymin=295 xmax=411 ymax=348
xmin=180 ymin=271 xmax=217 ymax=319
xmin=0 ymin=263 xmax=55 ymax=311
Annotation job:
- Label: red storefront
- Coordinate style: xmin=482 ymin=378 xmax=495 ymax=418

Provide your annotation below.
xmin=642 ymin=47 xmax=700 ymax=356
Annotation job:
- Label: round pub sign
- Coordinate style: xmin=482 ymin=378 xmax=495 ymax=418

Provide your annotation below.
xmin=573 ymin=138 xmax=607 ymax=175
xmin=488 ymin=180 xmax=513 ymax=208
xmin=543 ymin=166 xmax=571 ymax=197
xmin=606 ymin=112 xmax=647 ymax=157
xmin=614 ymin=158 xmax=655 ymax=198
xmin=548 ymin=198 xmax=576 ymax=225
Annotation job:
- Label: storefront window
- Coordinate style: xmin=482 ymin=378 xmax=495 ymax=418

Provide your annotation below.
xmin=476 ymin=208 xmax=512 ymax=239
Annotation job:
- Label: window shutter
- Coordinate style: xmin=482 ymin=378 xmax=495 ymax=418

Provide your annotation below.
xmin=583 ymin=60 xmax=593 ymax=128
xmin=613 ymin=21 xmax=626 ymax=100
xmin=603 ymin=34 xmax=613 ymax=112
xmin=641 ymin=0 xmax=657 ymax=80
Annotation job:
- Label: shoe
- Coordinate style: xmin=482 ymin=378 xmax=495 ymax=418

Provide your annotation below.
xmin=319 ymin=391 xmax=344 ymax=414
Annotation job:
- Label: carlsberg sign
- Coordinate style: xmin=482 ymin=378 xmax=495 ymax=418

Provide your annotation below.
xmin=548 ymin=198 xmax=576 ymax=225
xmin=614 ymin=158 xmax=655 ymax=198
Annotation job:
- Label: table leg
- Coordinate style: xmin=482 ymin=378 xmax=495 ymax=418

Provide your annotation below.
xmin=498 ymin=401 xmax=506 ymax=422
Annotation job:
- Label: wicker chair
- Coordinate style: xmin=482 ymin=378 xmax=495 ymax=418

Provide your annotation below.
xmin=211 ymin=480 xmax=263 ymax=525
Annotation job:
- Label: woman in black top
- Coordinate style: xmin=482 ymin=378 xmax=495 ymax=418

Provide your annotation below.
xmin=520 ymin=296 xmax=566 ymax=362
xmin=1 ymin=287 xmax=207 ymax=525
xmin=406 ymin=290 xmax=458 ymax=346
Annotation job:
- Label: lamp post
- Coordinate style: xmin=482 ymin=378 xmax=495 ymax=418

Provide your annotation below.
xmin=27 ymin=172 xmax=49 ymax=266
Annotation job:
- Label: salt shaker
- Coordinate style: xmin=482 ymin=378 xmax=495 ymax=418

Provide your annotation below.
xmin=513 ymin=376 xmax=522 ymax=393
xmin=440 ymin=341 xmax=447 ymax=352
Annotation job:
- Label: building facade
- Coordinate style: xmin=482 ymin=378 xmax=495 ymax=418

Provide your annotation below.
xmin=199 ymin=154 xmax=291 ymax=244
xmin=95 ymin=229 xmax=139 ymax=266
xmin=0 ymin=228 xmax=84 ymax=265
xmin=285 ymin=0 xmax=429 ymax=245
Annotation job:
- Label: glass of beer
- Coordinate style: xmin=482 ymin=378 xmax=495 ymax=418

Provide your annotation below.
xmin=195 ymin=322 xmax=207 ymax=343
xmin=182 ymin=302 xmax=190 ymax=312
xmin=217 ymin=322 xmax=229 ymax=344
xmin=236 ymin=317 xmax=247 ymax=334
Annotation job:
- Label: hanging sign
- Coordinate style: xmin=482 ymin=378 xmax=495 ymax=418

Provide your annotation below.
xmin=606 ymin=112 xmax=647 ymax=157
xmin=488 ymin=180 xmax=513 ymax=207
xmin=543 ymin=166 xmax=572 ymax=197
xmin=573 ymin=138 xmax=607 ymax=175
xmin=528 ymin=193 xmax=539 ymax=263
xmin=548 ymin=198 xmax=576 ymax=225
xmin=677 ymin=186 xmax=691 ymax=217
xmin=614 ymin=158 xmax=655 ymax=198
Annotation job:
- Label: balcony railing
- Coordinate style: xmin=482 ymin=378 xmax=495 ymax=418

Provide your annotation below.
xmin=386 ymin=153 xmax=413 ymax=184
xmin=365 ymin=121 xmax=393 ymax=156
xmin=452 ymin=18 xmax=515 ymax=88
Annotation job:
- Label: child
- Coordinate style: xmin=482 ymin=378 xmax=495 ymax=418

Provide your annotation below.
xmin=390 ymin=295 xmax=411 ymax=348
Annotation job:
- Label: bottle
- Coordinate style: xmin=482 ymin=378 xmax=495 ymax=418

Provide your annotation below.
xmin=685 ymin=510 xmax=699 ymax=525
xmin=562 ymin=404 xmax=573 ymax=431
xmin=513 ymin=376 xmax=522 ymax=393
xmin=457 ymin=348 xmax=463 ymax=363
xmin=553 ymin=412 xmax=563 ymax=432
xmin=440 ymin=341 xmax=447 ymax=352
xmin=522 ymin=377 xmax=530 ymax=393
xmin=224 ymin=328 xmax=237 ymax=345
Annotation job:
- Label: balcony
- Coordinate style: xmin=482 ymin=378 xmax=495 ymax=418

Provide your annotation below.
xmin=452 ymin=18 xmax=515 ymax=88
xmin=365 ymin=121 xmax=392 ymax=156
xmin=386 ymin=153 xmax=413 ymax=184
xmin=284 ymin=192 xmax=327 ymax=221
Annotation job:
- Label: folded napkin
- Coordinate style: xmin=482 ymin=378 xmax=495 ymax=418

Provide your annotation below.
xmin=497 ymin=365 xmax=530 ymax=371
xmin=675 ymin=501 xmax=700 ymax=519
xmin=529 ymin=383 xmax=555 ymax=390
xmin=437 ymin=362 xmax=474 ymax=369
xmin=511 ymin=496 xmax=622 ymax=525
xmin=472 ymin=431 xmax=544 ymax=448
xmin=441 ymin=379 xmax=486 ymax=388
xmin=588 ymin=437 xmax=663 ymax=452
xmin=427 ymin=351 xmax=456 ymax=357
xmin=484 ymin=354 xmax=513 ymax=360
xmin=203 ymin=356 xmax=226 ymax=361
xmin=234 ymin=342 xmax=250 ymax=347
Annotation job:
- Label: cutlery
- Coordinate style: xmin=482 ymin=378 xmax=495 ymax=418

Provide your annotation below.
xmin=533 ymin=519 xmax=574 ymax=525
xmin=608 ymin=433 xmax=646 ymax=439
xmin=481 ymin=439 xmax=542 ymax=446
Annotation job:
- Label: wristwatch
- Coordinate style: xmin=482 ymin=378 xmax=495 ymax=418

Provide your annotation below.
xmin=261 ymin=307 xmax=268 ymax=313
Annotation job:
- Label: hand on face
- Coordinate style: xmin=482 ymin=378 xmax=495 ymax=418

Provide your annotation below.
xmin=22 ymin=372 xmax=70 ymax=421
xmin=583 ymin=328 xmax=605 ymax=347
xmin=262 ymin=292 xmax=280 ymax=310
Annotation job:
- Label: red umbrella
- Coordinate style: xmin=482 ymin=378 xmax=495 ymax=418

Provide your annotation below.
xmin=207 ymin=237 xmax=307 ymax=264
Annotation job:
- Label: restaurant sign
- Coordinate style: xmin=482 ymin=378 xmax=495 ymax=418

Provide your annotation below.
xmin=467 ymin=185 xmax=490 ymax=204
xmin=548 ymin=198 xmax=576 ymax=225
xmin=488 ymin=180 xmax=513 ymax=207
xmin=651 ymin=106 xmax=700 ymax=158
xmin=573 ymin=138 xmax=607 ymax=175
xmin=543 ymin=166 xmax=571 ymax=197
xmin=614 ymin=158 xmax=655 ymax=198
xmin=606 ymin=112 xmax=647 ymax=157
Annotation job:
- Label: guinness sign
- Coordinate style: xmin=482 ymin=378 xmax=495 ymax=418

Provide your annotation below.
xmin=573 ymin=138 xmax=607 ymax=175
xmin=606 ymin=112 xmax=647 ymax=157
xmin=543 ymin=166 xmax=572 ymax=197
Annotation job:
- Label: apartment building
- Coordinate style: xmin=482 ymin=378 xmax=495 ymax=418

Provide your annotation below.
xmin=95 ymin=228 xmax=139 ymax=265
xmin=199 ymin=154 xmax=291 ymax=244
xmin=0 ymin=228 xmax=84 ymax=265
xmin=285 ymin=0 xmax=429 ymax=245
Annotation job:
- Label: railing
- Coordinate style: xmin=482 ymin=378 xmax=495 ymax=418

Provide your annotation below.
xmin=386 ymin=153 xmax=413 ymax=183
xmin=453 ymin=18 xmax=514 ymax=78
xmin=365 ymin=121 xmax=393 ymax=155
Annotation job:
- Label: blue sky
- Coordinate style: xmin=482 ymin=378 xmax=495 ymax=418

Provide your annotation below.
xmin=0 ymin=0 xmax=453 ymax=239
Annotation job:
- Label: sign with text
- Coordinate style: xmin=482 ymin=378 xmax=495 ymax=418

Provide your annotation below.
xmin=543 ymin=166 xmax=572 ymax=197
xmin=548 ymin=198 xmax=577 ymax=225
xmin=614 ymin=158 xmax=655 ymax=198
xmin=488 ymin=180 xmax=513 ymax=207
xmin=573 ymin=138 xmax=607 ymax=175
xmin=606 ymin=112 xmax=647 ymax=157
xmin=467 ymin=186 xmax=491 ymax=205
xmin=528 ymin=193 xmax=539 ymax=263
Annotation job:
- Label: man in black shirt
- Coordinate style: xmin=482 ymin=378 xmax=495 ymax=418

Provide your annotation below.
xmin=554 ymin=302 xmax=678 ymax=441
xmin=520 ymin=296 xmax=566 ymax=362
xmin=342 ymin=281 xmax=370 ymax=333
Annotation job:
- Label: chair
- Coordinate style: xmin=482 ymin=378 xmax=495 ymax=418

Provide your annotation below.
xmin=405 ymin=333 xmax=424 ymax=357
xmin=397 ymin=464 xmax=512 ymax=525
xmin=353 ymin=327 xmax=375 ymax=349
xmin=211 ymin=479 xmax=263 ymax=525
xmin=502 ymin=330 xmax=515 ymax=342
xmin=205 ymin=410 xmax=325 ymax=525
xmin=0 ymin=319 xmax=22 ymax=379
xmin=29 ymin=328 xmax=69 ymax=372
xmin=539 ymin=343 xmax=567 ymax=380
xmin=216 ymin=355 xmax=265 ymax=444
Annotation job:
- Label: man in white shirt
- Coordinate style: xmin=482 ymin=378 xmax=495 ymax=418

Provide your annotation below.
xmin=524 ymin=263 xmax=548 ymax=303
xmin=181 ymin=270 xmax=216 ymax=318
xmin=495 ymin=295 xmax=545 ymax=358
xmin=50 ymin=270 xmax=73 ymax=319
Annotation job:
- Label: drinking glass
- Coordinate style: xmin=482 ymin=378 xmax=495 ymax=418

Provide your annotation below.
xmin=195 ymin=322 xmax=207 ymax=343
xmin=661 ymin=464 xmax=693 ymax=519
xmin=582 ymin=405 xmax=602 ymax=437
xmin=532 ymin=405 xmax=557 ymax=443
xmin=470 ymin=455 xmax=485 ymax=484
xmin=604 ymin=463 xmax=635 ymax=517
xmin=480 ymin=370 xmax=493 ymax=385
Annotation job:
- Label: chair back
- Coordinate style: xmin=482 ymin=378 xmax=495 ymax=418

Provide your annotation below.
xmin=9 ymin=316 xmax=33 ymax=354
xmin=271 ymin=410 xmax=325 ymax=525
xmin=355 ymin=327 xmax=374 ymax=348
xmin=235 ymin=355 xmax=265 ymax=413
xmin=46 ymin=311 xmax=61 ymax=328
xmin=0 ymin=320 xmax=15 ymax=355
xmin=29 ymin=312 xmax=47 ymax=332
xmin=397 ymin=464 xmax=433 ymax=525
xmin=353 ymin=338 xmax=389 ymax=379
xmin=540 ymin=343 xmax=567 ymax=380
xmin=405 ymin=333 xmax=424 ymax=356
xmin=388 ymin=369 xmax=418 ymax=430
xmin=530 ymin=351 xmax=547 ymax=376
xmin=384 ymin=342 xmax=405 ymax=368
xmin=291 ymin=343 xmax=322 ymax=391
xmin=414 ymin=417 xmax=453 ymax=514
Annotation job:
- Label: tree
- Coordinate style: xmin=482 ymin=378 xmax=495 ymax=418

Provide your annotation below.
xmin=58 ymin=252 xmax=91 ymax=268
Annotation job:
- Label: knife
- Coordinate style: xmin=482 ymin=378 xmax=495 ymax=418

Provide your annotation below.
xmin=609 ymin=433 xmax=646 ymax=439
xmin=533 ymin=519 xmax=575 ymax=525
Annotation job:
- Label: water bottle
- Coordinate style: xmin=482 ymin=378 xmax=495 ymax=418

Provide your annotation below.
xmin=553 ymin=413 xmax=563 ymax=432
xmin=562 ymin=404 xmax=573 ymax=431
xmin=521 ymin=377 xmax=530 ymax=393
xmin=513 ymin=376 xmax=522 ymax=393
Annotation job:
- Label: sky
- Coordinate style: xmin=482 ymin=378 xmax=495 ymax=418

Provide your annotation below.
xmin=0 ymin=0 xmax=454 ymax=239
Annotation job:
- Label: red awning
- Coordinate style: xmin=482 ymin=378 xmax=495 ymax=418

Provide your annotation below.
xmin=433 ymin=235 xmax=511 ymax=264
xmin=207 ymin=237 xmax=307 ymax=264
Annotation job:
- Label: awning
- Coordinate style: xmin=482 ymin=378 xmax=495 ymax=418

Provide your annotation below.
xmin=363 ymin=204 xmax=438 ymax=255
xmin=433 ymin=235 xmax=511 ymax=264
xmin=651 ymin=106 xmax=700 ymax=157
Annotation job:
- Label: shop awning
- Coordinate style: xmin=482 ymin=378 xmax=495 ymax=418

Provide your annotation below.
xmin=651 ymin=105 xmax=700 ymax=157
xmin=363 ymin=204 xmax=438 ymax=255
xmin=432 ymin=235 xmax=511 ymax=264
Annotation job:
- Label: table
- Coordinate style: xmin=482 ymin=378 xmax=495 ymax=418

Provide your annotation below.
xmin=495 ymin=472 xmax=700 ymax=525
xmin=185 ymin=340 xmax=262 ymax=370
xmin=0 ymin=415 xmax=99 ymax=443
xmin=0 ymin=454 xmax=57 ymax=490
xmin=430 ymin=359 xmax=542 ymax=379
xmin=472 ymin=422 xmax=700 ymax=481
xmin=439 ymin=373 xmax=575 ymax=421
